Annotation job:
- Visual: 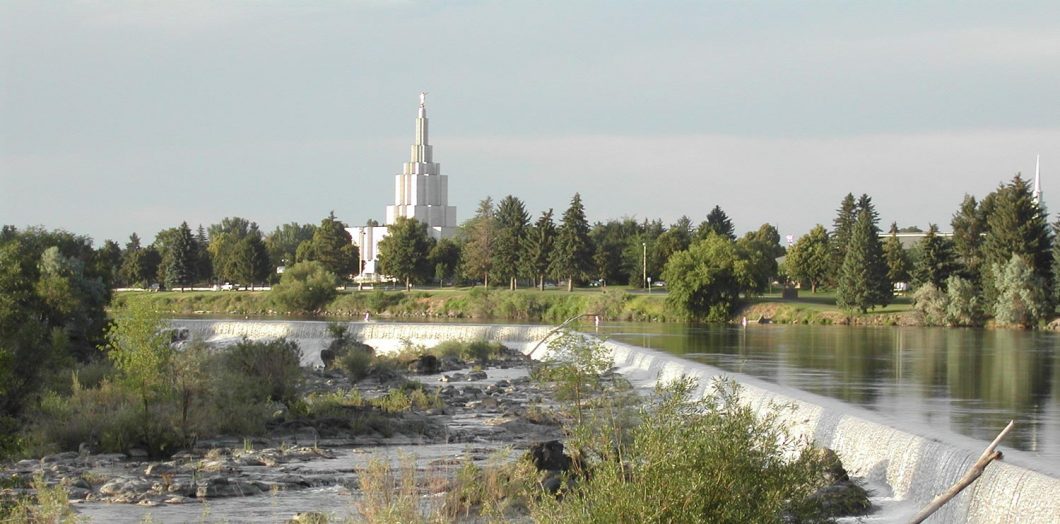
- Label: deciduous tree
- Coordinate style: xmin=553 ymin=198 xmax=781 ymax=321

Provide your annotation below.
xmin=461 ymin=197 xmax=496 ymax=286
xmin=785 ymin=225 xmax=830 ymax=292
xmin=377 ymin=216 xmax=435 ymax=290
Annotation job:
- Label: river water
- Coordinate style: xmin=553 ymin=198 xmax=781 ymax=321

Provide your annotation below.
xmin=595 ymin=322 xmax=1060 ymax=473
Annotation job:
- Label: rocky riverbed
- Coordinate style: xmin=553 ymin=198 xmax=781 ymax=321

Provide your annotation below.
xmin=2 ymin=343 xmax=873 ymax=523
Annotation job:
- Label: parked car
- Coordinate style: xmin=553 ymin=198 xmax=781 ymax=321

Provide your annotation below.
xmin=221 ymin=283 xmax=235 ymax=291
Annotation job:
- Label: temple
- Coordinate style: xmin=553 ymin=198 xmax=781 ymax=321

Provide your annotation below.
xmin=347 ymin=93 xmax=458 ymax=278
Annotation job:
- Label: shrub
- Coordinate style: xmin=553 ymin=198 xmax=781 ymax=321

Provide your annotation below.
xmin=529 ymin=377 xmax=827 ymax=524
xmin=912 ymin=283 xmax=947 ymax=326
xmin=944 ymin=275 xmax=983 ymax=327
xmin=269 ymin=261 xmax=339 ymax=313
xmin=221 ymin=338 xmax=304 ymax=405
xmin=993 ymin=255 xmax=1051 ymax=327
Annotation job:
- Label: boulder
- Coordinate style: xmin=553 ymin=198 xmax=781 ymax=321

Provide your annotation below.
xmin=528 ymin=440 xmax=571 ymax=472
xmin=407 ymin=355 xmax=440 ymax=375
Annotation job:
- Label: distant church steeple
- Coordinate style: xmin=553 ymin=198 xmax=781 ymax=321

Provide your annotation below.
xmin=1033 ymin=154 xmax=1042 ymax=205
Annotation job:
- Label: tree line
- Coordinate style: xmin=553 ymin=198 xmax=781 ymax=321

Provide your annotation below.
xmin=784 ymin=174 xmax=1055 ymax=326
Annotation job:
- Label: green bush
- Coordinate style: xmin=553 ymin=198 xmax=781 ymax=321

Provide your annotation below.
xmin=270 ymin=261 xmax=339 ymax=313
xmin=912 ymin=283 xmax=947 ymax=326
xmin=530 ymin=377 xmax=827 ymax=524
xmin=221 ymin=338 xmax=304 ymax=405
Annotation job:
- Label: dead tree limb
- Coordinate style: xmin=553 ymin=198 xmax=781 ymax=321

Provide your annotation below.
xmin=909 ymin=420 xmax=1015 ymax=524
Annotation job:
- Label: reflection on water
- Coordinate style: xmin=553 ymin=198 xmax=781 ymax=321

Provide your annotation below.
xmin=597 ymin=323 xmax=1060 ymax=467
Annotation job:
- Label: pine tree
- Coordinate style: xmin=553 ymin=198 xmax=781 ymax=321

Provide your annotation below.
xmin=697 ymin=205 xmax=735 ymax=240
xmin=551 ymin=193 xmax=593 ymax=292
xmin=882 ymin=222 xmax=910 ymax=286
xmin=830 ymin=193 xmax=858 ymax=285
xmin=912 ymin=224 xmax=958 ymax=289
xmin=981 ymin=175 xmax=1053 ymax=306
xmin=461 ymin=197 xmax=496 ymax=286
xmin=492 ymin=195 xmax=530 ymax=289
xmin=524 ymin=209 xmax=556 ymax=290
xmin=836 ymin=194 xmax=891 ymax=313
xmin=950 ymin=194 xmax=985 ymax=284
xmin=164 ymin=222 xmax=195 ymax=291
xmin=194 ymin=225 xmax=212 ymax=283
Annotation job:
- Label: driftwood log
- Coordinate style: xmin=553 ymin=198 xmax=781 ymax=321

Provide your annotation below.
xmin=909 ymin=420 xmax=1015 ymax=523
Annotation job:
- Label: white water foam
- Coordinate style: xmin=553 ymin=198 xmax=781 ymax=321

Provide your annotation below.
xmin=173 ymin=319 xmax=1060 ymax=523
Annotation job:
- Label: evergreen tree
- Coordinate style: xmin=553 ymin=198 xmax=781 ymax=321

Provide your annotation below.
xmin=912 ymin=224 xmax=958 ymax=289
xmin=163 ymin=222 xmax=195 ymax=291
xmin=461 ymin=197 xmax=496 ymax=286
xmin=194 ymin=225 xmax=212 ymax=283
xmin=836 ymin=194 xmax=891 ymax=313
xmin=94 ymin=239 xmax=124 ymax=288
xmin=697 ymin=205 xmax=735 ymax=240
xmin=590 ymin=218 xmax=640 ymax=286
xmin=550 ymin=193 xmax=594 ymax=291
xmin=830 ymin=193 xmax=858 ymax=284
xmin=492 ymin=195 xmax=530 ymax=289
xmin=785 ymin=225 xmax=830 ymax=292
xmin=524 ymin=209 xmax=556 ymax=290
xmin=950 ymin=194 xmax=985 ymax=284
xmin=981 ymin=175 xmax=1052 ymax=306
xmin=377 ymin=217 xmax=435 ymax=290
xmin=882 ymin=222 xmax=910 ymax=286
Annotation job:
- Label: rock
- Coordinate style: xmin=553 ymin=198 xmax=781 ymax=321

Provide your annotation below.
xmin=806 ymin=481 xmax=872 ymax=518
xmin=441 ymin=373 xmax=465 ymax=382
xmin=99 ymin=479 xmax=127 ymax=496
xmin=407 ymin=355 xmax=440 ymax=374
xmin=43 ymin=451 xmax=79 ymax=463
xmin=466 ymin=370 xmax=488 ymax=381
xmin=126 ymin=448 xmax=149 ymax=460
xmin=145 ymin=463 xmax=178 ymax=476
xmin=196 ymin=477 xmax=261 ymax=498
xmin=528 ymin=440 xmax=571 ymax=472
xmin=540 ymin=471 xmax=564 ymax=494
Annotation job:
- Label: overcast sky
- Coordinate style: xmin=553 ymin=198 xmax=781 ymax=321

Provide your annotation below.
xmin=3 ymin=1 xmax=1059 ymax=245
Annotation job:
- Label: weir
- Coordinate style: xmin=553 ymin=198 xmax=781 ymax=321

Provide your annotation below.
xmin=172 ymin=319 xmax=1060 ymax=523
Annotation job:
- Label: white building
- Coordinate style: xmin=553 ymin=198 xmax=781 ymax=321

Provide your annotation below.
xmin=347 ymin=93 xmax=458 ymax=278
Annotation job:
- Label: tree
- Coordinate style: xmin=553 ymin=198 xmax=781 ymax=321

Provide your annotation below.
xmin=461 ymin=197 xmax=496 ymax=286
xmin=269 ymin=261 xmax=339 ymax=312
xmin=551 ymin=193 xmax=594 ymax=291
xmin=163 ymin=222 xmax=195 ymax=291
xmin=493 ymin=195 xmax=530 ymax=289
xmin=912 ymin=224 xmax=958 ymax=290
xmin=830 ymin=193 xmax=858 ymax=284
xmin=120 ymin=233 xmax=160 ymax=288
xmin=696 ymin=205 xmax=735 ymax=240
xmin=981 ymin=175 xmax=1052 ymax=307
xmin=376 ymin=217 xmax=435 ymax=290
xmin=882 ymin=222 xmax=910 ymax=286
xmin=785 ymin=225 xmax=830 ymax=292
xmin=298 ymin=212 xmax=357 ymax=278
xmin=94 ymin=239 xmax=123 ymax=288
xmin=590 ymin=218 xmax=640 ymax=286
xmin=208 ymin=217 xmax=270 ymax=286
xmin=662 ymin=234 xmax=756 ymax=321
xmin=428 ymin=238 xmax=461 ymax=286
xmin=951 ymin=194 xmax=985 ymax=283
xmin=993 ymin=254 xmax=1050 ymax=328
xmin=194 ymin=225 xmax=212 ymax=283
xmin=104 ymin=304 xmax=173 ymax=456
xmin=265 ymin=222 xmax=316 ymax=273
xmin=735 ymin=232 xmax=778 ymax=295
xmin=748 ymin=223 xmax=785 ymax=259
xmin=836 ymin=194 xmax=891 ymax=313
xmin=524 ymin=209 xmax=556 ymax=290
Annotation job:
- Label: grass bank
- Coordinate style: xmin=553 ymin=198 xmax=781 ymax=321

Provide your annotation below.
xmin=110 ymin=286 xmax=685 ymax=323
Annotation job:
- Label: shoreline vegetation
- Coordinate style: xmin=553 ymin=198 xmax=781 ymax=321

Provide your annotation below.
xmin=1 ymin=317 xmax=872 ymax=523
xmin=111 ymin=286 xmax=1047 ymax=329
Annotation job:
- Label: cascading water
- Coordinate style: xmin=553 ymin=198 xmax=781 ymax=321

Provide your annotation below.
xmin=172 ymin=319 xmax=1060 ymax=523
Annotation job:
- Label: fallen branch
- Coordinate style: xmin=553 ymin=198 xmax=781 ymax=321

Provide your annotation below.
xmin=909 ymin=420 xmax=1015 ymax=523
xmin=527 ymin=313 xmax=599 ymax=359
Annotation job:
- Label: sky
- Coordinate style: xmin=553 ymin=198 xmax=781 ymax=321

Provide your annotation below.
xmin=2 ymin=1 xmax=1059 ymax=245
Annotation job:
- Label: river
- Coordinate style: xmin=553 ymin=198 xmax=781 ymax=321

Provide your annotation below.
xmin=595 ymin=322 xmax=1060 ymax=473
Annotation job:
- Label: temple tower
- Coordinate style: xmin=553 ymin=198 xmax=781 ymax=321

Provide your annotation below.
xmin=385 ymin=92 xmax=458 ymax=234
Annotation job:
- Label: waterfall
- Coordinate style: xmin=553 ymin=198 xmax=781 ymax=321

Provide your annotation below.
xmin=171 ymin=319 xmax=1060 ymax=522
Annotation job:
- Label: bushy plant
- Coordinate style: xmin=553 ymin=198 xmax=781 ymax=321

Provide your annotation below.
xmin=912 ymin=283 xmax=947 ymax=326
xmin=269 ymin=261 xmax=338 ymax=313
xmin=944 ymin=275 xmax=983 ymax=327
xmin=534 ymin=331 xmax=614 ymax=426
xmin=221 ymin=337 xmax=303 ymax=405
xmin=530 ymin=377 xmax=827 ymax=524
xmin=993 ymin=254 xmax=1051 ymax=327
xmin=0 ymin=473 xmax=80 ymax=523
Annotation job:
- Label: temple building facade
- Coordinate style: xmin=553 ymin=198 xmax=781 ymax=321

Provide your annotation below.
xmin=347 ymin=93 xmax=458 ymax=278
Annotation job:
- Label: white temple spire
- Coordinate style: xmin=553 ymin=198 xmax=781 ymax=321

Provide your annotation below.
xmin=1034 ymin=154 xmax=1042 ymax=205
